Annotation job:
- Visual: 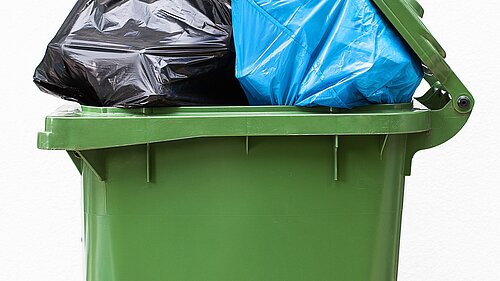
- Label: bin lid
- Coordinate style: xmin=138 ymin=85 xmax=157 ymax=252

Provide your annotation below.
xmin=372 ymin=0 xmax=473 ymax=112
xmin=38 ymin=104 xmax=430 ymax=150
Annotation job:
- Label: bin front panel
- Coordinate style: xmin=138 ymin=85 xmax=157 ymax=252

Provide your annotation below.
xmin=83 ymin=135 xmax=407 ymax=281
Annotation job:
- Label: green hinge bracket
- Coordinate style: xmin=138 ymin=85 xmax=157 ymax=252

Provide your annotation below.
xmin=371 ymin=0 xmax=474 ymax=175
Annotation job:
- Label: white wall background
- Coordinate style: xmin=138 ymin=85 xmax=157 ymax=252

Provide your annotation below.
xmin=0 ymin=1 xmax=498 ymax=280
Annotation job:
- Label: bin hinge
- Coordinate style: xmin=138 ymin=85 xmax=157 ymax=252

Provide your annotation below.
xmin=404 ymin=100 xmax=472 ymax=176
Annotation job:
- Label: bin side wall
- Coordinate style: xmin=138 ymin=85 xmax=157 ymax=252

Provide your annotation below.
xmin=82 ymin=135 xmax=407 ymax=281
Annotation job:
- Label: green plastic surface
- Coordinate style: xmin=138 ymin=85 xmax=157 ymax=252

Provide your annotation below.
xmin=39 ymin=104 xmax=429 ymax=151
xmin=37 ymin=0 xmax=474 ymax=280
xmin=81 ymin=135 xmax=408 ymax=281
xmin=371 ymin=0 xmax=474 ymax=173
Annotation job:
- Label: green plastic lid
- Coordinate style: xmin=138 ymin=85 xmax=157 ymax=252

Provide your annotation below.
xmin=38 ymin=104 xmax=430 ymax=151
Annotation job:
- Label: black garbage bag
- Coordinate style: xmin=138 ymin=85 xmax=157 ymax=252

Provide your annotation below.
xmin=34 ymin=0 xmax=248 ymax=107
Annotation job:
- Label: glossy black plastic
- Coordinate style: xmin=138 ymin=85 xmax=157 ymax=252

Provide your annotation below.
xmin=34 ymin=0 xmax=248 ymax=107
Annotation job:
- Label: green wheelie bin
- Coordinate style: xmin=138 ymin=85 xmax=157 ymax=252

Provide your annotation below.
xmin=37 ymin=1 xmax=474 ymax=280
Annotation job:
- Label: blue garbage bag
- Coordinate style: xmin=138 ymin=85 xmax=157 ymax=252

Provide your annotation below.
xmin=232 ymin=0 xmax=423 ymax=108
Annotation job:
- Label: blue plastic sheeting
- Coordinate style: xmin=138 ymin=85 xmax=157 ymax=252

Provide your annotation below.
xmin=233 ymin=0 xmax=423 ymax=108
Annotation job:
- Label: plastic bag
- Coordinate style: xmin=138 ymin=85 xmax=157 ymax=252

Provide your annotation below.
xmin=232 ymin=0 xmax=423 ymax=108
xmin=34 ymin=0 xmax=248 ymax=107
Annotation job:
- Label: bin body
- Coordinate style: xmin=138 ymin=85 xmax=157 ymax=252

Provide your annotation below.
xmin=37 ymin=0 xmax=474 ymax=279
xmin=82 ymin=134 xmax=408 ymax=281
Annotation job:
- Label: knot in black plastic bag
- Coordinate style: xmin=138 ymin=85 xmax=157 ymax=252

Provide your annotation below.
xmin=34 ymin=0 xmax=248 ymax=107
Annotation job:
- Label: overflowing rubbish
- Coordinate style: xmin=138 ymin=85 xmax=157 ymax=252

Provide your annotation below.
xmin=232 ymin=0 xmax=423 ymax=108
xmin=34 ymin=0 xmax=248 ymax=107
xmin=35 ymin=0 xmax=424 ymax=108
